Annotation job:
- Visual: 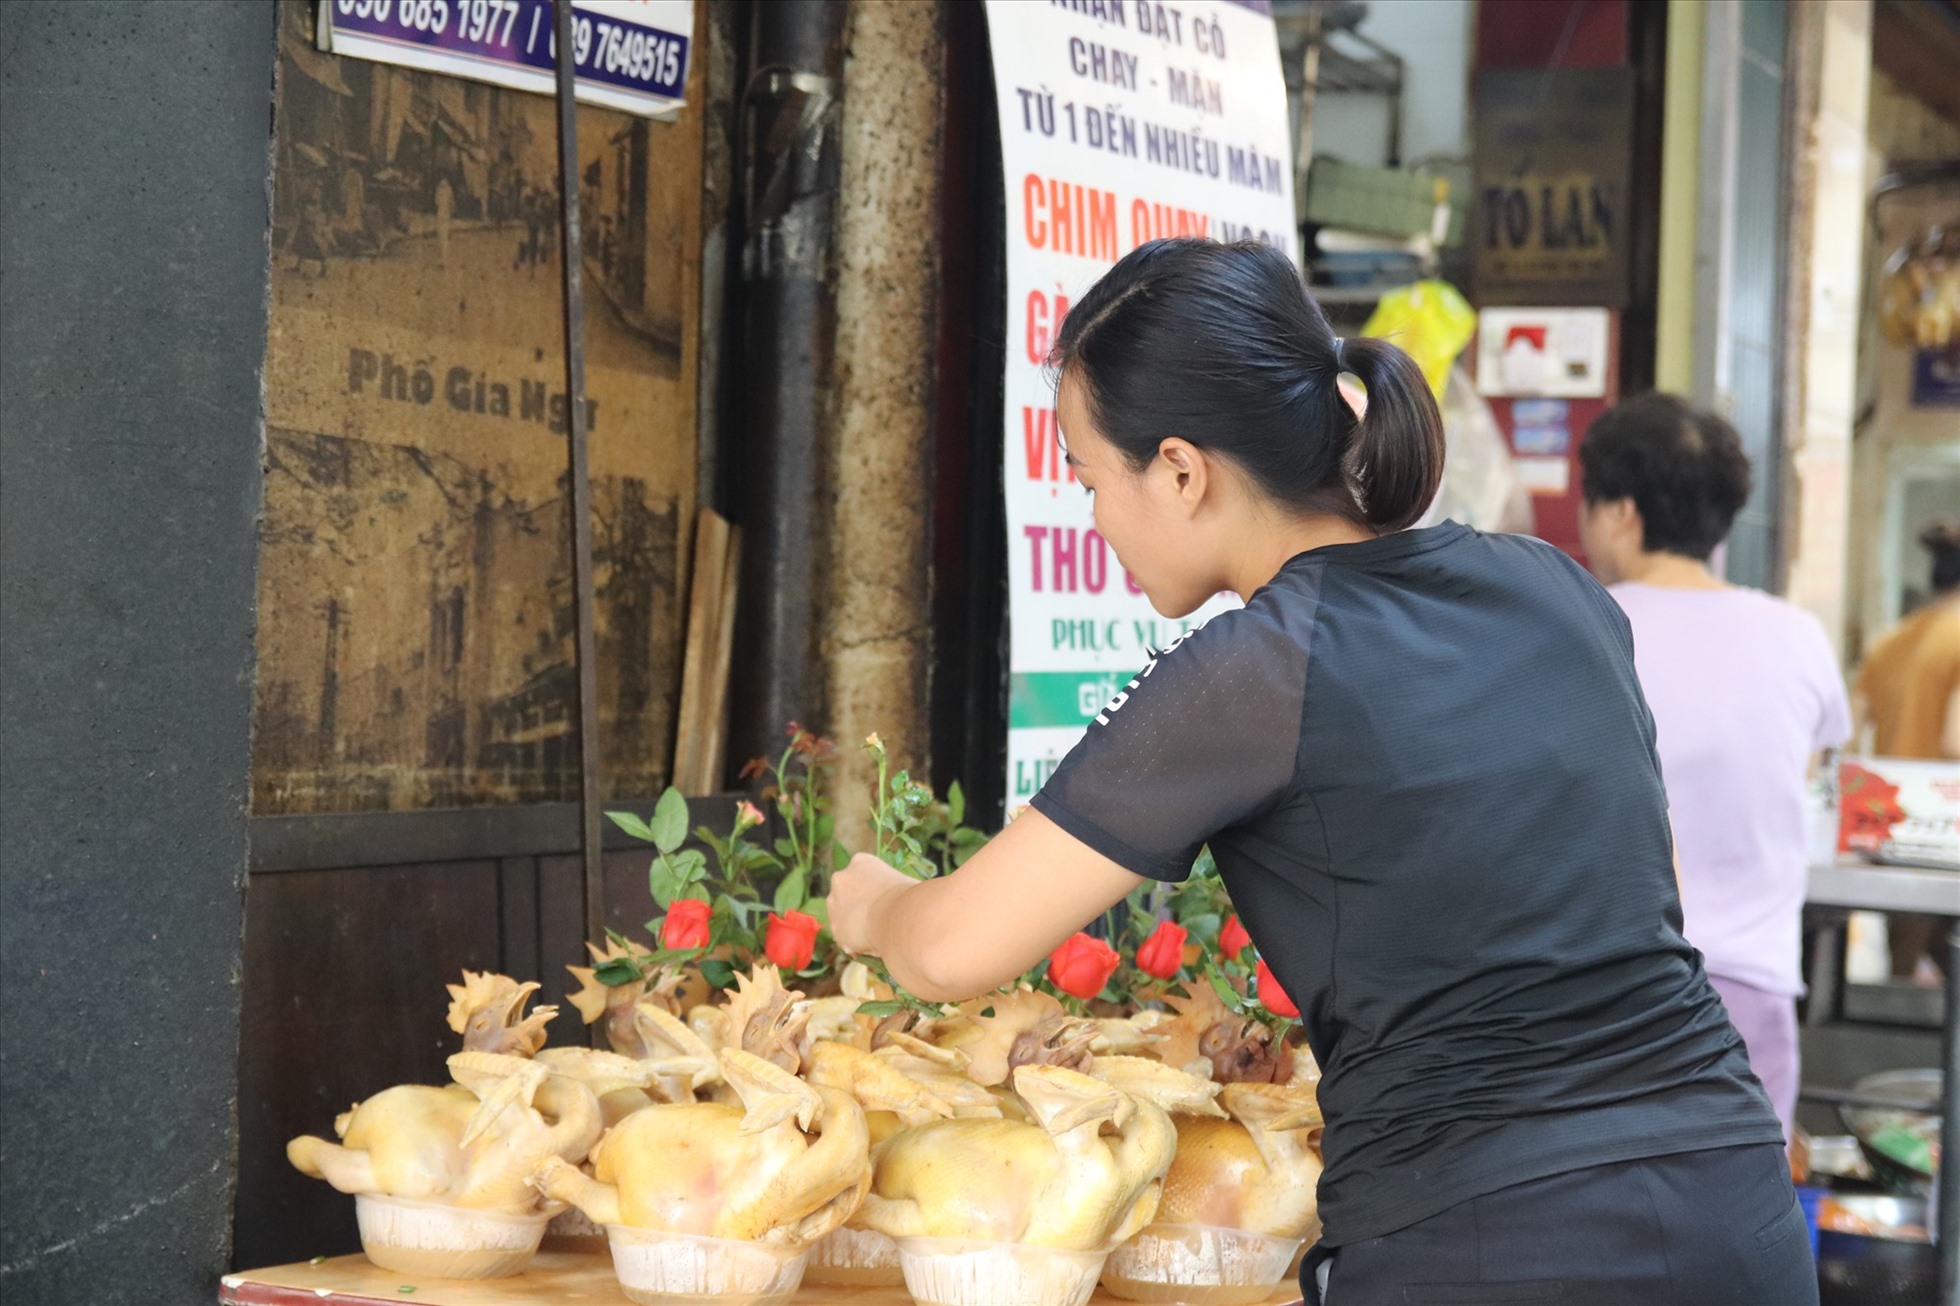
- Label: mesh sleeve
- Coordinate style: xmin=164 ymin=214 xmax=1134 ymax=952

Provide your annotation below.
xmin=1030 ymin=603 xmax=1311 ymax=881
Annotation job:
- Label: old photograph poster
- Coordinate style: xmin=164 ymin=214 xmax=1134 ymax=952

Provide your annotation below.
xmin=985 ymin=0 xmax=1299 ymax=807
xmin=255 ymin=0 xmax=704 ymax=814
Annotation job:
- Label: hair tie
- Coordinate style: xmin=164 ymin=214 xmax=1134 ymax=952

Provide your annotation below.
xmin=1331 ymin=337 xmax=1346 ymax=371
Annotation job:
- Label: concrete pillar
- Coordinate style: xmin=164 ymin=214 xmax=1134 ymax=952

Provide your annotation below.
xmin=0 ymin=4 xmax=273 ymax=1301
xmin=821 ymin=0 xmax=946 ymax=844
xmin=1778 ymin=0 xmax=1872 ymax=653
xmin=1653 ymin=0 xmax=1703 ymax=396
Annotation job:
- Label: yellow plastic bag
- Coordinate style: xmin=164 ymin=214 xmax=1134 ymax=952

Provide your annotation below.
xmin=1359 ymin=279 xmax=1477 ymax=402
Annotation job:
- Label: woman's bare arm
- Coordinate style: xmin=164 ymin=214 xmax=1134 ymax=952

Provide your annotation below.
xmin=827 ymin=808 xmax=1146 ymax=1002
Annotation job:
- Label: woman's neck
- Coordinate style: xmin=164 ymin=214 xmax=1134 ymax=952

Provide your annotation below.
xmin=1621 ymin=551 xmax=1726 ymax=590
xmin=1230 ymin=513 xmax=1379 ymax=599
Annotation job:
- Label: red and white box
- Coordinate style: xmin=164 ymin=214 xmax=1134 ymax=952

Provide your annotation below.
xmin=1837 ymin=756 xmax=1960 ymax=871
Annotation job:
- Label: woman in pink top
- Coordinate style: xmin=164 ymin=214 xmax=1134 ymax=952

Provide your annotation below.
xmin=1578 ymin=393 xmax=1851 ymax=1135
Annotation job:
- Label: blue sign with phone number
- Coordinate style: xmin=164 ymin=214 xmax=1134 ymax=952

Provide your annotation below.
xmin=326 ymin=0 xmax=690 ymax=116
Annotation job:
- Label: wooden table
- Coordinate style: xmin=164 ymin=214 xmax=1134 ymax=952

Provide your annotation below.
xmin=220 ymin=1251 xmax=1307 ymax=1306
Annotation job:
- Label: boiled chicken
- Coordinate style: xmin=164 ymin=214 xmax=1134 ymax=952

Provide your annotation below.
xmin=447 ymin=970 xmax=557 ymax=1057
xmin=871 ymin=1031 xmax=1007 ymax=1119
xmin=534 ymin=1047 xmax=870 ymax=1247
xmin=288 ymin=1051 xmax=602 ymax=1214
xmin=533 ymin=1044 xmax=693 ymax=1126
xmin=1152 ymin=985 xmax=1297 ymax=1085
xmin=801 ymin=1040 xmax=959 ymax=1283
xmin=915 ymin=988 xmax=1098 ymax=1087
xmin=565 ymin=940 xmax=687 ymax=1058
xmin=1154 ymin=1082 xmax=1324 ymax=1241
xmin=627 ymin=1001 xmax=723 ymax=1102
xmin=857 ymin=1063 xmax=1177 ymax=1250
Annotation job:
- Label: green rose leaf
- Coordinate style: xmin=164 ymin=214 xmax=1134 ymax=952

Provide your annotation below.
xmin=650 ymin=787 xmax=689 ymax=853
xmin=648 ymin=860 xmax=679 ymax=908
xmin=855 ymin=1000 xmax=905 ymax=1018
xmin=774 ymin=867 xmax=808 ymax=913
xmin=607 ymin=810 xmax=657 ymax=842
xmin=672 ymin=848 xmax=708 ymax=883
xmin=593 ymin=958 xmax=641 ymax=987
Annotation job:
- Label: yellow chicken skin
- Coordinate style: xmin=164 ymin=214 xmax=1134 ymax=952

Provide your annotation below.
xmin=287 ymin=1053 xmax=603 ymax=1213
xmin=1156 ymin=1083 xmax=1323 ymax=1242
xmin=535 ymin=1047 xmax=871 ymax=1247
xmin=857 ymin=1064 xmax=1177 ymax=1251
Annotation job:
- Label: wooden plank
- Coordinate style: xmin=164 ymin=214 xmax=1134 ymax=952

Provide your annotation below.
xmin=252 ymin=805 xmax=665 ymax=873
xmin=673 ymin=508 xmax=732 ymax=796
xmin=535 ymin=854 xmax=590 ymax=1048
xmin=498 ymin=857 xmax=541 ymax=985
xmin=223 ymin=1252 xmax=1306 ymax=1306
xmin=251 ymin=801 xmax=757 ymax=875
xmin=701 ymin=524 xmax=743 ymax=793
xmin=234 ymin=863 xmax=503 ymax=1272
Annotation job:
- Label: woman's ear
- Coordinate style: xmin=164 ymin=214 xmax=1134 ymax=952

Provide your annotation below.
xmin=1156 ymin=438 xmax=1208 ymax=515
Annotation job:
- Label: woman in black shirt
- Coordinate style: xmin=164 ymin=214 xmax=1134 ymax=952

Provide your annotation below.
xmin=830 ymin=238 xmax=1813 ymax=1304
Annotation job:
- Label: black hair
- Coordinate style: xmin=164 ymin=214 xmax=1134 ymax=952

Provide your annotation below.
xmin=1048 ymin=238 xmax=1444 ymax=533
xmin=1923 ymin=520 xmax=1960 ymax=594
xmin=1577 ymin=392 xmax=1752 ymax=561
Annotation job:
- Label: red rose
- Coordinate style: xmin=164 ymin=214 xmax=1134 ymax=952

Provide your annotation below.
xmin=1219 ymin=915 xmax=1252 ymax=960
xmin=1048 ymin=932 xmax=1121 ymax=1001
xmin=1256 ymin=958 xmax=1298 ymax=1019
xmin=1134 ymin=919 xmax=1188 ymax=980
xmin=660 ymin=898 xmax=713 ymax=951
xmin=765 ymin=909 xmax=822 ymax=971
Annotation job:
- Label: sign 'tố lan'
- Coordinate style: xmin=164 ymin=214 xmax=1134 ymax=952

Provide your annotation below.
xmin=985 ymin=0 xmax=1299 ymax=807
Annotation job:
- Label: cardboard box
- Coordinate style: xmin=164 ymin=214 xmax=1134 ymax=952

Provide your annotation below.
xmin=1837 ymin=756 xmax=1960 ymax=870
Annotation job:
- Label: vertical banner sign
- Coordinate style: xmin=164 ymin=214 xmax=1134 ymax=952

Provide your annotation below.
xmin=985 ymin=0 xmax=1298 ymax=806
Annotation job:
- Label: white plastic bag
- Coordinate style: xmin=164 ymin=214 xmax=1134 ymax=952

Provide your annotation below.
xmin=1418 ymin=363 xmax=1533 ymax=533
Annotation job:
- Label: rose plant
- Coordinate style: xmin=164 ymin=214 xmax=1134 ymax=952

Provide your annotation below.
xmin=601 ymin=723 xmax=1301 ymax=1052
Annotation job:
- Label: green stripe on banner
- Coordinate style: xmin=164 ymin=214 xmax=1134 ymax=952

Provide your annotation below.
xmin=1009 ymin=670 xmax=1137 ymax=729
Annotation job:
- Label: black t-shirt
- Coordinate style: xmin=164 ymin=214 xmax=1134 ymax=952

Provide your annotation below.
xmin=1031 ymin=522 xmax=1781 ymax=1246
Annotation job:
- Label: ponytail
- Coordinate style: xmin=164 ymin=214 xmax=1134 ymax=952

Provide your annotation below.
xmin=1051 ymin=238 xmax=1447 ymax=534
xmin=1337 ymin=336 xmax=1445 ymax=533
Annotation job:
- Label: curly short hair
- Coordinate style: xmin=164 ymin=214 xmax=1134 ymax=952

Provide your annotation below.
xmin=1578 ymin=393 xmax=1753 ymax=561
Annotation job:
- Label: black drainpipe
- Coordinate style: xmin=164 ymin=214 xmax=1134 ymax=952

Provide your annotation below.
xmin=726 ymin=0 xmax=847 ymax=778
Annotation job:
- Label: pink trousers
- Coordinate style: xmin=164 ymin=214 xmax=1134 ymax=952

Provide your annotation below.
xmin=1707 ymin=972 xmax=1799 ymax=1139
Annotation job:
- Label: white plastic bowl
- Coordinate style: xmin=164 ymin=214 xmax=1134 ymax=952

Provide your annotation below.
xmin=897 ymin=1236 xmax=1109 ymax=1306
xmin=1102 ymin=1223 xmax=1305 ymax=1305
xmin=353 ymin=1193 xmax=549 ymax=1279
xmin=804 ymin=1225 xmax=904 ymax=1287
xmin=604 ymin=1224 xmax=810 ymax=1306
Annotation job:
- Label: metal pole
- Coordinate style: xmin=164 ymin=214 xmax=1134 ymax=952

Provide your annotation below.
xmin=553 ymin=0 xmax=605 ymax=953
xmin=726 ymin=1 xmax=846 ymax=774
